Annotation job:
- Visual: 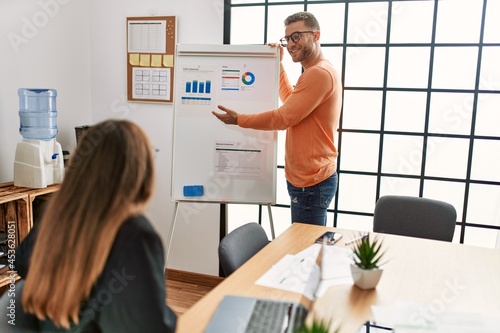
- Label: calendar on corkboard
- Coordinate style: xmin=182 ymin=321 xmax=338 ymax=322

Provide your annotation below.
xmin=126 ymin=16 xmax=176 ymax=103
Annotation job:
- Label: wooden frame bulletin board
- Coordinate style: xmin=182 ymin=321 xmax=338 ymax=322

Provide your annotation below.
xmin=126 ymin=16 xmax=176 ymax=103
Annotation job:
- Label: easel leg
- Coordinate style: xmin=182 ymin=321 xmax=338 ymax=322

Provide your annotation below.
xmin=267 ymin=204 xmax=275 ymax=240
xmin=166 ymin=201 xmax=179 ymax=263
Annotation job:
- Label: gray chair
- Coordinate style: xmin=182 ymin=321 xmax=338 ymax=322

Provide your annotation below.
xmin=218 ymin=222 xmax=269 ymax=277
xmin=373 ymin=195 xmax=457 ymax=242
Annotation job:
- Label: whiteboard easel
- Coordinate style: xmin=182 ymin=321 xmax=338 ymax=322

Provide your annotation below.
xmin=166 ymin=201 xmax=275 ymax=261
xmin=168 ymin=44 xmax=280 ymax=262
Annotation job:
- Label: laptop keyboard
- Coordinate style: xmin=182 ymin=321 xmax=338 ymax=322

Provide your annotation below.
xmin=245 ymin=300 xmax=292 ymax=333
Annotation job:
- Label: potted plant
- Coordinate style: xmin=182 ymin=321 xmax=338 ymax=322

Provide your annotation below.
xmin=297 ymin=317 xmax=339 ymax=333
xmin=349 ymin=233 xmax=386 ymax=290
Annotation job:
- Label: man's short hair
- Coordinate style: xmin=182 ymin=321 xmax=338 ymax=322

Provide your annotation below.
xmin=284 ymin=11 xmax=320 ymax=30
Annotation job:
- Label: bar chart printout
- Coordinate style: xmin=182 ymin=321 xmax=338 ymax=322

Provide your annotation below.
xmin=186 ymin=79 xmax=212 ymax=93
xmin=181 ymin=66 xmax=214 ymax=106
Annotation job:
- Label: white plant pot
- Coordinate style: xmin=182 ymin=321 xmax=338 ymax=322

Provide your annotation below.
xmin=350 ymin=264 xmax=383 ymax=290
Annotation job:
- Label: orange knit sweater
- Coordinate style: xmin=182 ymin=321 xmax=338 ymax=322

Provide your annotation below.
xmin=237 ymin=59 xmax=342 ymax=187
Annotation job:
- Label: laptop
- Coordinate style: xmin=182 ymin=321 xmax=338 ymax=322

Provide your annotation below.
xmin=203 ymin=295 xmax=308 ymax=333
xmin=204 ymin=238 xmax=335 ymax=333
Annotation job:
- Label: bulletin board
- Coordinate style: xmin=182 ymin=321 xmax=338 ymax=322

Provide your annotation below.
xmin=126 ymin=16 xmax=176 ymax=103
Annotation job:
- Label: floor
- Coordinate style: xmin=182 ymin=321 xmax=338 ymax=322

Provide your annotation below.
xmin=165 ymin=269 xmax=223 ymax=316
xmin=166 ymin=279 xmax=213 ymax=315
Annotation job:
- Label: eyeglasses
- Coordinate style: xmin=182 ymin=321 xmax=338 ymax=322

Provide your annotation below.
xmin=279 ymin=31 xmax=316 ymax=47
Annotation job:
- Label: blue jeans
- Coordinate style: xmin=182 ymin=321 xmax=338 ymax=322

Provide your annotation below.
xmin=287 ymin=172 xmax=338 ymax=226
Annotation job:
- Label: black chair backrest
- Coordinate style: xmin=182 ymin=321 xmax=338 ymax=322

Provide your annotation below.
xmin=218 ymin=222 xmax=269 ymax=277
xmin=373 ymin=195 xmax=457 ymax=242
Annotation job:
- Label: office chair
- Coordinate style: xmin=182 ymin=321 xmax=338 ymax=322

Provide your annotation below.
xmin=218 ymin=222 xmax=269 ymax=277
xmin=373 ymin=195 xmax=457 ymax=242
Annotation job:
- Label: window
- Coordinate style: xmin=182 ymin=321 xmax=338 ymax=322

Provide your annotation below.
xmin=225 ymin=0 xmax=500 ymax=248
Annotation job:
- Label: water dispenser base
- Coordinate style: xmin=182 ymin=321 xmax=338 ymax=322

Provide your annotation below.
xmin=14 ymin=138 xmax=65 ymax=189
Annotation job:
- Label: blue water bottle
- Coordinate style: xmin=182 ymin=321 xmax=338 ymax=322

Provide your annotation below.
xmin=18 ymin=88 xmax=58 ymax=140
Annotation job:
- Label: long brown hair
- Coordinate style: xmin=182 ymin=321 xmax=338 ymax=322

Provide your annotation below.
xmin=21 ymin=119 xmax=155 ymax=328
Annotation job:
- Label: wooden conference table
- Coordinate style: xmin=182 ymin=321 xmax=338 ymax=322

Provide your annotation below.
xmin=177 ymin=223 xmax=500 ymax=333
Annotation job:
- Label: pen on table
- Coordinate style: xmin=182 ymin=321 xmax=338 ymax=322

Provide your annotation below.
xmin=345 ymin=234 xmax=368 ymax=245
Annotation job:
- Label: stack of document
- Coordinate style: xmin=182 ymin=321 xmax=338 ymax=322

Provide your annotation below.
xmin=255 ymin=243 xmax=353 ymax=300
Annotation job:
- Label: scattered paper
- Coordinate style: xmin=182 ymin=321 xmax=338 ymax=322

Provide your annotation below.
xmin=315 ymin=245 xmax=354 ymax=297
xmin=256 ymin=248 xmax=320 ymax=299
xmin=372 ymin=301 xmax=499 ymax=333
xmin=256 ymin=243 xmax=354 ymax=299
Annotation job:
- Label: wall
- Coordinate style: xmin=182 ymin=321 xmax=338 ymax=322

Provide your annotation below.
xmin=0 ymin=0 xmax=92 ymax=174
xmin=88 ymin=0 xmax=224 ymax=275
xmin=0 ymin=0 xmax=225 ymax=275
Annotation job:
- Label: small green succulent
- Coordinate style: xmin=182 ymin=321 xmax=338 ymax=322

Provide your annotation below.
xmin=297 ymin=317 xmax=339 ymax=333
xmin=351 ymin=233 xmax=385 ymax=270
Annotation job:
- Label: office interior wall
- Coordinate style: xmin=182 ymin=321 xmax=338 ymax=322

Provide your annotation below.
xmin=0 ymin=0 xmax=92 ymax=181
xmin=0 ymin=0 xmax=225 ymax=275
xmin=87 ymin=0 xmax=225 ymax=275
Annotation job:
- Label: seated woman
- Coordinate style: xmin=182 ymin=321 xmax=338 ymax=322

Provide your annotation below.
xmin=5 ymin=119 xmax=176 ymax=332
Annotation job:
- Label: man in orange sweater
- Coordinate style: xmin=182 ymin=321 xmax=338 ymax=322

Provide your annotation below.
xmin=212 ymin=11 xmax=342 ymax=226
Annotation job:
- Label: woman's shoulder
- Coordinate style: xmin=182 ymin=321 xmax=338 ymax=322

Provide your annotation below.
xmin=115 ymin=214 xmax=160 ymax=241
xmin=106 ymin=214 xmax=164 ymax=266
xmin=119 ymin=214 xmax=155 ymax=233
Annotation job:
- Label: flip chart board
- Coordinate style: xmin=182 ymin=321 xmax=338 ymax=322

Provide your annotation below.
xmin=171 ymin=44 xmax=280 ymax=204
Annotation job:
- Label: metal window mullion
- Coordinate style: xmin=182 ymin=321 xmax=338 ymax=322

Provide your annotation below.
xmin=419 ymin=0 xmax=440 ymax=198
xmin=460 ymin=0 xmax=488 ymax=243
xmin=375 ymin=0 xmax=393 ymax=204
xmin=333 ymin=0 xmax=351 ymax=228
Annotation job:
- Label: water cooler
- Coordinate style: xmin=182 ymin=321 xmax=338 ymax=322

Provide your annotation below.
xmin=14 ymin=88 xmax=64 ymax=188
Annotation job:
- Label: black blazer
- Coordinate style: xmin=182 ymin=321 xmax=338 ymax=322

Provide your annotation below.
xmin=13 ymin=214 xmax=177 ymax=333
